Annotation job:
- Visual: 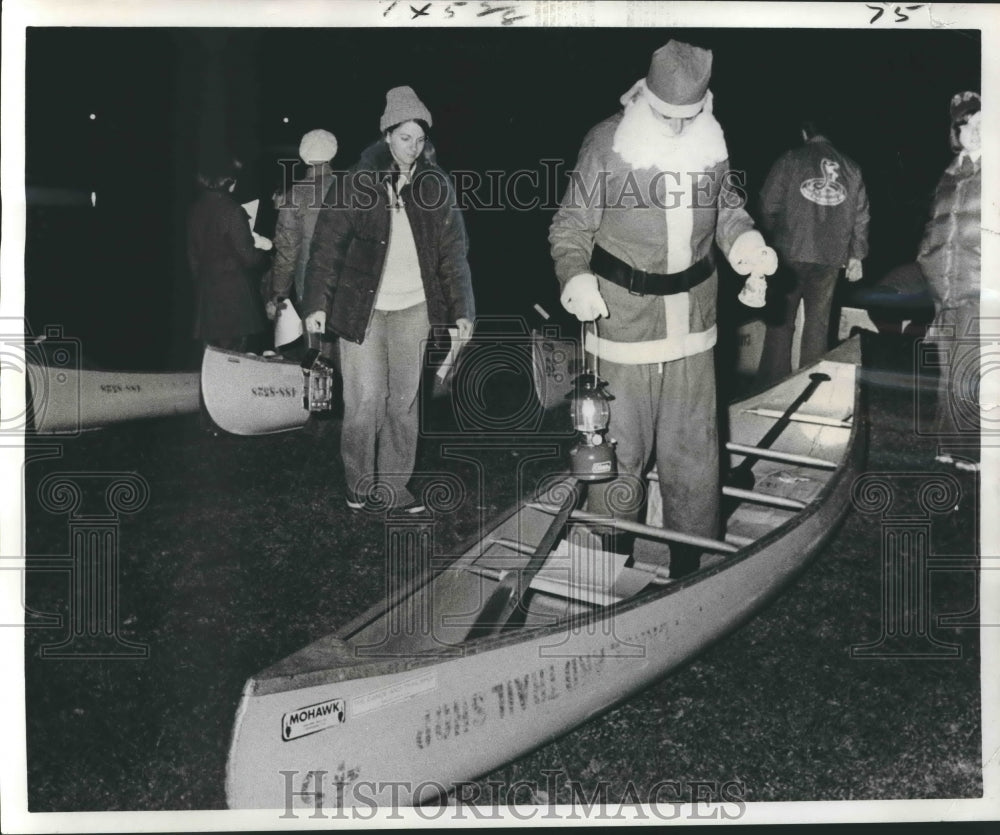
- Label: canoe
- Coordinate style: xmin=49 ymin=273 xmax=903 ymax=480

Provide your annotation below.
xmin=226 ymin=338 xmax=867 ymax=809
xmin=201 ymin=345 xmax=310 ymax=436
xmin=531 ymin=328 xmax=579 ymax=410
xmin=26 ymin=351 xmax=199 ymax=434
xmin=202 ymin=335 xmax=458 ymax=436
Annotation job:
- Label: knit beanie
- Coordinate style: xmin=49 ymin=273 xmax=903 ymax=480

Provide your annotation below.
xmin=298 ymin=129 xmax=338 ymax=165
xmin=950 ymin=91 xmax=981 ymax=124
xmin=379 ymin=86 xmax=433 ymax=132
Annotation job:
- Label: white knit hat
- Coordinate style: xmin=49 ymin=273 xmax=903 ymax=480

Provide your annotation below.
xmin=298 ymin=129 xmax=338 ymax=164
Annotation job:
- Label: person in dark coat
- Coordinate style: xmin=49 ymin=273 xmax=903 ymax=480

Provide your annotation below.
xmin=303 ymin=87 xmax=475 ymax=513
xmin=917 ymin=91 xmax=982 ymax=471
xmin=187 ymin=155 xmax=272 ymax=352
xmin=264 ymin=129 xmax=339 ymax=325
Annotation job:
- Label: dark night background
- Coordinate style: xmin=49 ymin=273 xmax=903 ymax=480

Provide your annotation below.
xmin=24 ymin=27 xmax=979 ymax=370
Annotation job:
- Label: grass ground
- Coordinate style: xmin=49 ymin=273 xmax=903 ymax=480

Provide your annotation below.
xmin=22 ymin=332 xmax=982 ymax=813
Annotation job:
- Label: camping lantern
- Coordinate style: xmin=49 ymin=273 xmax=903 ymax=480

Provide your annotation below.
xmin=300 ymin=347 xmax=335 ymax=412
xmin=566 ymin=371 xmax=617 ymax=481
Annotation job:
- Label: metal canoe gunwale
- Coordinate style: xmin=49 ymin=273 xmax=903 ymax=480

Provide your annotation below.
xmin=246 ymin=352 xmax=867 ymax=698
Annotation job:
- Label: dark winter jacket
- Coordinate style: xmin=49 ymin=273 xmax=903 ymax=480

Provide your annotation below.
xmin=187 ymin=190 xmax=268 ymax=341
xmin=917 ymin=152 xmax=980 ymax=311
xmin=759 ymin=136 xmax=869 ymax=267
xmin=267 ymin=162 xmax=336 ymax=304
xmin=303 ymin=140 xmax=475 ymax=344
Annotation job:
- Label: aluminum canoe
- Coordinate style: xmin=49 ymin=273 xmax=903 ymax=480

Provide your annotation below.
xmin=226 ymin=339 xmax=867 ymax=809
xmin=200 ymin=345 xmax=309 ymax=436
xmin=25 ymin=354 xmax=199 ymax=434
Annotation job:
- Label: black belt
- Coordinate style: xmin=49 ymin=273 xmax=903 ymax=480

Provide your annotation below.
xmin=590 ymin=244 xmax=715 ymax=296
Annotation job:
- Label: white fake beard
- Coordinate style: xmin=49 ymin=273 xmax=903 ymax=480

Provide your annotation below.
xmin=612 ymin=91 xmax=729 ymax=174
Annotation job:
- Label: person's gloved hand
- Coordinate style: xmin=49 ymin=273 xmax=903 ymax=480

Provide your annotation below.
xmin=265 ymin=297 xmax=289 ymax=321
xmin=846 ymin=257 xmax=863 ymax=282
xmin=252 ymin=232 xmax=273 ymax=251
xmin=304 ymin=311 xmax=326 ymax=334
xmin=728 ymin=230 xmax=778 ymax=278
xmin=455 ymin=317 xmax=474 ymax=342
xmin=560 ymin=273 xmax=609 ymax=322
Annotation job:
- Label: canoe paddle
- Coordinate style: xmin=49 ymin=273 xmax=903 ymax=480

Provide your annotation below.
xmin=726 ymin=371 xmax=831 ymax=493
xmin=464 ymin=478 xmax=580 ymax=640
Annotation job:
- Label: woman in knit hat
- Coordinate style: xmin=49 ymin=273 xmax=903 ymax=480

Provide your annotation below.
xmin=917 ymin=91 xmax=982 ymax=471
xmin=303 ymin=86 xmax=475 ymax=512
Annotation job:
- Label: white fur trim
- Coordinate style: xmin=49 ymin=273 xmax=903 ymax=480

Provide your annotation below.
xmin=665 ymin=177 xmax=694 ymax=272
xmin=623 ymin=79 xmax=707 ymax=118
xmin=586 ymin=324 xmax=716 ymax=364
xmin=662 ymin=292 xmax=689 ymax=341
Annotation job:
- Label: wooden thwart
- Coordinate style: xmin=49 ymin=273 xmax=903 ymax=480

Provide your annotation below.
xmin=743 ymin=407 xmax=852 ymax=429
xmin=528 ymin=503 xmax=739 ymax=554
xmin=721 ymin=486 xmax=806 ymax=510
xmin=725 ymin=442 xmax=837 ymax=470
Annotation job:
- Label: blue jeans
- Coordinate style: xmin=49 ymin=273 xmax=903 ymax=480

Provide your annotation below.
xmin=338 ymin=302 xmax=430 ymax=505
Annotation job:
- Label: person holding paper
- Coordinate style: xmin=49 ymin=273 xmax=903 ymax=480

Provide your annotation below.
xmin=303 ymin=87 xmax=475 ymax=513
xmin=187 ymin=154 xmax=272 ymax=353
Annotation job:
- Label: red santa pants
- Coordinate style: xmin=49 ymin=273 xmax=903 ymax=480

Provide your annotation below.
xmin=586 ymin=347 xmax=721 ymax=571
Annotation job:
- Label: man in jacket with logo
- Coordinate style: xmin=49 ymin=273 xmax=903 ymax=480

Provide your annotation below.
xmin=550 ymin=40 xmax=777 ymax=577
xmin=755 ymin=119 xmax=870 ymax=385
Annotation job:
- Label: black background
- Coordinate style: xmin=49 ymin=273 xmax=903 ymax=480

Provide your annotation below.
xmin=24 ymin=27 xmax=980 ymax=369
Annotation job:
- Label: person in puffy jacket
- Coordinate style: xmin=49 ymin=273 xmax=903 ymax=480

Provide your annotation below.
xmin=549 ymin=40 xmax=777 ymax=577
xmin=917 ymin=91 xmax=982 ymax=471
xmin=303 ymin=86 xmax=475 ymax=513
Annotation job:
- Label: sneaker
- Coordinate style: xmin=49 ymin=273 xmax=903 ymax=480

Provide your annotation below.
xmin=954 ymin=459 xmax=981 ymax=473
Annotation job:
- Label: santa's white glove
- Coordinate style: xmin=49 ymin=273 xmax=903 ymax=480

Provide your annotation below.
xmin=845 ymin=257 xmax=863 ymax=282
xmin=728 ymin=230 xmax=778 ymax=278
xmin=560 ymin=273 xmax=609 ymax=322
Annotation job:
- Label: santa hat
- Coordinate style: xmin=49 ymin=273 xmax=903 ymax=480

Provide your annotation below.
xmin=379 ymin=86 xmax=433 ymax=132
xmin=641 ymin=40 xmax=713 ymax=118
xmin=298 ymin=129 xmax=338 ymax=165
